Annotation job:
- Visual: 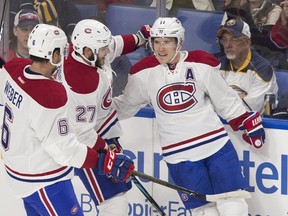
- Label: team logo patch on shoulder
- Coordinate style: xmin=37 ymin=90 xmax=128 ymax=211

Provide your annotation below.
xmin=157 ymin=82 xmax=197 ymax=113
xmin=181 ymin=193 xmax=189 ymax=201
xmin=71 ymin=205 xmax=78 ymax=214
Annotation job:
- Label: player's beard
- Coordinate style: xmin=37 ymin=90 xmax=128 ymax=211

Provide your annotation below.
xmin=87 ymin=55 xmax=98 ymax=68
xmin=95 ymin=56 xmax=105 ymax=69
xmin=95 ymin=58 xmax=101 ymax=68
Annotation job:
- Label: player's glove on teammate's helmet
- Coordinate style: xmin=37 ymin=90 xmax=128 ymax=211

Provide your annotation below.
xmin=97 ymin=149 xmax=134 ymax=181
xmin=136 ymin=25 xmax=151 ymax=47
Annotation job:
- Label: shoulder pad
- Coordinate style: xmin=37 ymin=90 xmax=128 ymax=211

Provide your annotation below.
xmin=64 ymin=55 xmax=100 ymax=94
xmin=34 ymin=81 xmax=68 ymax=108
xmin=186 ymin=50 xmax=220 ymax=68
xmin=4 ymin=58 xmax=32 ymax=72
xmin=130 ymin=56 xmax=159 ymax=75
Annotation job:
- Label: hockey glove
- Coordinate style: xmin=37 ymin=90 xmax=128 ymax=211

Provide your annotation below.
xmin=136 ymin=25 xmax=151 ymax=47
xmin=97 ymin=149 xmax=134 ymax=181
xmin=241 ymin=112 xmax=265 ymax=148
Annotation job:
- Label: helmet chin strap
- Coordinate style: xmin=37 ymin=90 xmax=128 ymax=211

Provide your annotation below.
xmin=50 ymin=56 xmax=64 ymax=76
xmin=50 ymin=58 xmax=61 ymax=67
xmin=78 ymin=52 xmax=97 ymax=67
xmin=168 ymin=45 xmax=182 ymax=64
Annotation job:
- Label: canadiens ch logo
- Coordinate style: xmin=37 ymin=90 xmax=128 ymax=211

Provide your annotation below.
xmin=157 ymin=82 xmax=197 ymax=113
xmin=181 ymin=193 xmax=189 ymax=201
xmin=102 ymin=88 xmax=112 ymax=110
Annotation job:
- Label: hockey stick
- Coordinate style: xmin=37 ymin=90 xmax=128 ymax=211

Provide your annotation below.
xmin=132 ymin=170 xmax=251 ymax=202
xmin=0 ymin=0 xmax=8 ymax=43
xmin=131 ymin=175 xmax=165 ymax=216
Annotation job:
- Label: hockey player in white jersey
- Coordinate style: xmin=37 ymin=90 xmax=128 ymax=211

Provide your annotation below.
xmin=57 ymin=19 xmax=149 ymax=215
xmin=113 ymin=17 xmax=266 ymax=215
xmin=0 ymin=23 xmax=134 ymax=216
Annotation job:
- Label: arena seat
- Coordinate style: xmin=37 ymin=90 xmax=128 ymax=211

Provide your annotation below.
xmin=176 ymin=8 xmax=225 ymax=54
xmin=105 ymin=4 xmax=157 ymax=65
xmin=74 ymin=3 xmax=98 ymax=20
xmin=275 ymin=70 xmax=288 ymax=98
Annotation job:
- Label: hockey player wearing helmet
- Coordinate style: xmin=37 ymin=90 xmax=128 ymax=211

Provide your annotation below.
xmin=113 ymin=17 xmax=266 ymax=215
xmin=55 ymin=19 xmax=149 ymax=215
xmin=0 ymin=23 xmax=134 ymax=215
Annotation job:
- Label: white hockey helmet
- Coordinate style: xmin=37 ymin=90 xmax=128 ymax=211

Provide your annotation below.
xmin=149 ymin=17 xmax=185 ymax=52
xmin=28 ymin=24 xmax=68 ymax=66
xmin=71 ymin=19 xmax=112 ymax=66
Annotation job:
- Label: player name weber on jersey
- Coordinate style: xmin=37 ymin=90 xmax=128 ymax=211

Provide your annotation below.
xmin=4 ymin=80 xmax=23 ymax=108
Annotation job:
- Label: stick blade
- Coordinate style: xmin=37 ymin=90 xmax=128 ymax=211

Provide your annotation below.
xmin=206 ymin=190 xmax=251 ymax=202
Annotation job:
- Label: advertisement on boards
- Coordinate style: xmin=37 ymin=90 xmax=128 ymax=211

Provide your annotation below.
xmin=0 ymin=115 xmax=287 ymax=215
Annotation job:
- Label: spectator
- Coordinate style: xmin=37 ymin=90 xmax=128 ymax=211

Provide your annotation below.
xmin=224 ymin=0 xmax=288 ymax=69
xmin=217 ymin=18 xmax=278 ymax=114
xmin=10 ymin=0 xmax=81 ymax=40
xmin=113 ymin=17 xmax=266 ymax=215
xmin=0 ymin=23 xmax=134 ymax=216
xmin=270 ymin=1 xmax=288 ymax=49
xmin=8 ymin=9 xmax=39 ymax=61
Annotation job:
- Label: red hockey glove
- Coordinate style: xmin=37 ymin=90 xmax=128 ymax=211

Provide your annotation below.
xmin=241 ymin=112 xmax=265 ymax=148
xmin=97 ymin=149 xmax=134 ymax=181
xmin=136 ymin=25 xmax=151 ymax=47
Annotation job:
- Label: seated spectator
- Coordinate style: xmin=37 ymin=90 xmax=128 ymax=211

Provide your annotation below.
xmin=223 ymin=0 xmax=288 ymax=69
xmin=217 ymin=18 xmax=278 ymax=114
xmin=271 ymin=1 xmax=288 ymax=49
xmin=10 ymin=0 xmax=81 ymax=40
xmin=8 ymin=9 xmax=40 ymax=61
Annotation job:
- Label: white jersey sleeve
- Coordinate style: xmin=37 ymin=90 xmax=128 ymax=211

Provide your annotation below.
xmin=112 ymin=71 xmax=150 ymax=120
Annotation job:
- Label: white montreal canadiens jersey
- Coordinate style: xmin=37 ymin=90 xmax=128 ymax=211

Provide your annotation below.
xmin=0 ymin=59 xmax=89 ymax=197
xmin=113 ymin=51 xmax=247 ymax=163
xmin=59 ymin=36 xmax=134 ymax=145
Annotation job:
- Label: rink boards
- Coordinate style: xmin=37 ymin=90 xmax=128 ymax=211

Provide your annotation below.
xmin=0 ymin=107 xmax=287 ymax=215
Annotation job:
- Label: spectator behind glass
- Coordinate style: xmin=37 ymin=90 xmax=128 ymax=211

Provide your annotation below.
xmin=217 ymin=18 xmax=278 ymax=115
xmin=223 ymin=0 xmax=288 ymax=69
xmin=8 ymin=9 xmax=40 ymax=61
xmin=9 ymin=0 xmax=81 ymax=40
